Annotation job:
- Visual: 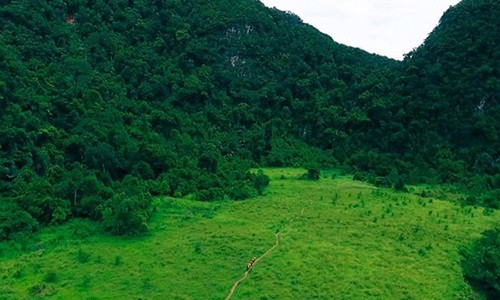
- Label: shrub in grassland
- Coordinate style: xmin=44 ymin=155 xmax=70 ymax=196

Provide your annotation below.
xmin=43 ymin=271 xmax=57 ymax=283
xmin=29 ymin=283 xmax=55 ymax=297
xmin=76 ymin=249 xmax=91 ymax=263
xmin=302 ymin=168 xmax=320 ymax=180
xmin=113 ymin=255 xmax=122 ymax=266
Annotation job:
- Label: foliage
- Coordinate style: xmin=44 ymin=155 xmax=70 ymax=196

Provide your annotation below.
xmin=0 ymin=200 xmax=38 ymax=241
xmin=28 ymin=283 xmax=56 ymax=297
xmin=0 ymin=0 xmax=498 ymax=238
xmin=252 ymin=169 xmax=271 ymax=195
xmin=102 ymin=189 xmax=153 ymax=235
xmin=305 ymin=168 xmax=320 ymax=180
xmin=461 ymin=226 xmax=500 ymax=299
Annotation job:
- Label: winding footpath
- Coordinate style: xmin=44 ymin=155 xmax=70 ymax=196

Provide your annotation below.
xmin=225 ymin=206 xmax=306 ymax=300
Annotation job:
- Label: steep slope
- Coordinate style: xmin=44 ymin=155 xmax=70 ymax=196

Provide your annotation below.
xmin=0 ymin=0 xmax=498 ymax=238
xmin=0 ymin=0 xmax=393 ymax=238
xmin=399 ymin=0 xmax=499 ymax=178
xmin=345 ymin=0 xmax=500 ymax=201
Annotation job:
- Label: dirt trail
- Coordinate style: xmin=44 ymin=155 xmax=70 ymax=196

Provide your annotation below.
xmin=225 ymin=207 xmax=306 ymax=300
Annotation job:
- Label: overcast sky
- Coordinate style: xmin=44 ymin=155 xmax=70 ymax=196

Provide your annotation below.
xmin=260 ymin=0 xmax=461 ymax=60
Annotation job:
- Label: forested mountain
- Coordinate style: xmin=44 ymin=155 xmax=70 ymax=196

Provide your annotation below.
xmin=399 ymin=0 xmax=499 ymax=176
xmin=0 ymin=0 xmax=498 ymax=238
xmin=394 ymin=0 xmax=499 ymax=199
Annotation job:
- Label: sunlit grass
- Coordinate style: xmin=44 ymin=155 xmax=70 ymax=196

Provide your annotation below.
xmin=0 ymin=168 xmax=497 ymax=299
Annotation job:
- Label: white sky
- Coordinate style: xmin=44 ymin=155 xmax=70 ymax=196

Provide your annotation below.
xmin=260 ymin=0 xmax=461 ymax=60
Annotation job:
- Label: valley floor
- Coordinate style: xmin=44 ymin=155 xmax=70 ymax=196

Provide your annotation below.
xmin=0 ymin=168 xmax=497 ymax=299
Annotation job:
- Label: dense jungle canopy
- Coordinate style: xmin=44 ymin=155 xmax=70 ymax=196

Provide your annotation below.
xmin=0 ymin=0 xmax=498 ymax=238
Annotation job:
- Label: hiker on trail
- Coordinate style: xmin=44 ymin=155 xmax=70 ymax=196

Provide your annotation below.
xmin=246 ymin=257 xmax=257 ymax=271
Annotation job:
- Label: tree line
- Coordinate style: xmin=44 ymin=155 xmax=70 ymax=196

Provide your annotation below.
xmin=0 ymin=0 xmax=498 ymax=240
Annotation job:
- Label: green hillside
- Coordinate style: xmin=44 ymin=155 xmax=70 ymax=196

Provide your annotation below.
xmin=396 ymin=0 xmax=500 ymax=183
xmin=1 ymin=0 xmax=497 ymax=238
xmin=0 ymin=0 xmax=397 ymax=238
xmin=0 ymin=0 xmax=499 ymax=296
xmin=0 ymin=169 xmax=497 ymax=299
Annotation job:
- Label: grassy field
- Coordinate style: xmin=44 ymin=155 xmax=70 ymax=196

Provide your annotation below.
xmin=0 ymin=168 xmax=497 ymax=299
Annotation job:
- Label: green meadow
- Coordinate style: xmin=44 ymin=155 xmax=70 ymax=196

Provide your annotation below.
xmin=0 ymin=169 xmax=497 ymax=299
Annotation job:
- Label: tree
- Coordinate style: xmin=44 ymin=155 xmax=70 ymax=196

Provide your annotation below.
xmin=306 ymin=168 xmax=320 ymax=180
xmin=0 ymin=201 xmax=38 ymax=240
xmin=252 ymin=169 xmax=270 ymax=195
xmin=461 ymin=226 xmax=500 ymax=299
xmin=102 ymin=192 xmax=152 ymax=235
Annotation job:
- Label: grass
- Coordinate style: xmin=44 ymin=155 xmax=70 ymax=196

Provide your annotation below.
xmin=0 ymin=168 xmax=497 ymax=299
